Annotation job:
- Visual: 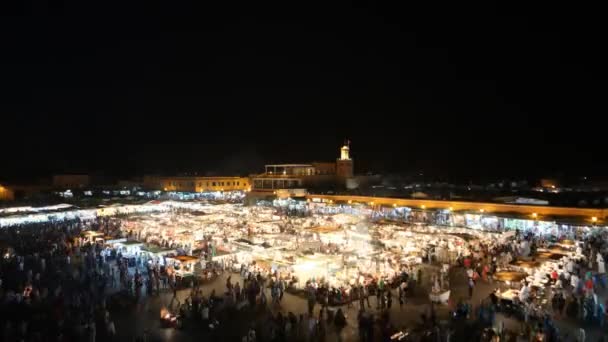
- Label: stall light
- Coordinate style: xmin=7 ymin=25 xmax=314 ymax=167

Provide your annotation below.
xmin=532 ymin=213 xmax=538 ymax=219
xmin=421 ymin=205 xmax=426 ymax=209
xmin=448 ymin=207 xmax=453 ymax=211
xmin=348 ymin=200 xmax=352 ymax=204
xmin=592 ymin=216 xmax=598 ymax=223
xmin=393 ymin=203 xmax=397 ymax=207
xmin=479 ymin=209 xmax=485 ymax=213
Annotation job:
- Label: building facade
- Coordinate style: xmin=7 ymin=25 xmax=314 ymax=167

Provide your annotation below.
xmin=0 ymin=184 xmax=15 ymax=201
xmin=336 ymin=144 xmax=353 ymax=179
xmin=52 ymin=175 xmax=90 ymax=189
xmin=143 ymin=175 xmax=250 ymax=192
xmin=250 ymin=144 xmax=354 ymax=193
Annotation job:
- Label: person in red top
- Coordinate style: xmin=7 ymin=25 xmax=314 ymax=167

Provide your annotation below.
xmin=464 ymin=258 xmax=471 ymax=269
xmin=551 ymin=270 xmax=558 ymax=283
xmin=482 ymin=265 xmax=489 ymax=282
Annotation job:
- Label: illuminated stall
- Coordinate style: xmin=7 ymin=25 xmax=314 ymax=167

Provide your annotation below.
xmin=166 ymin=255 xmax=199 ymax=277
xmin=113 ymin=240 xmax=144 ymax=258
xmin=82 ymin=231 xmax=105 ymax=244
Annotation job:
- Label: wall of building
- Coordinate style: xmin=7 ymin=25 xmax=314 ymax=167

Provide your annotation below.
xmin=117 ymin=180 xmax=143 ymax=188
xmin=251 ymin=175 xmax=341 ymax=191
xmin=311 ymin=162 xmax=336 ymax=175
xmin=0 ymin=185 xmax=15 ymax=201
xmin=143 ymin=175 xmax=162 ymax=190
xmin=252 ymin=176 xmax=303 ymax=190
xmin=265 ymin=166 xmax=314 ymax=176
xmin=302 ymin=175 xmax=338 ymax=188
xmin=158 ymin=177 xmax=250 ymax=192
xmin=336 ymin=159 xmax=354 ymax=178
xmin=52 ymin=175 xmax=90 ymax=189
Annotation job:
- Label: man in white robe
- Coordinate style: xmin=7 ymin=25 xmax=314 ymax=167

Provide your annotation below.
xmin=519 ymin=283 xmax=530 ymax=302
xmin=597 ymin=253 xmax=605 ymax=274
xmin=571 ymin=274 xmax=580 ymax=291
xmin=566 ymin=259 xmax=574 ymax=273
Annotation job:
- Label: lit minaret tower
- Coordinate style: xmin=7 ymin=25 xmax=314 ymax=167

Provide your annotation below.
xmin=340 ymin=144 xmax=350 ymax=160
xmin=336 ymin=140 xmax=354 ymax=179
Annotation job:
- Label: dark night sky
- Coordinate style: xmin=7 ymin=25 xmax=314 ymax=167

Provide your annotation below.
xmin=1 ymin=2 xmax=607 ymax=181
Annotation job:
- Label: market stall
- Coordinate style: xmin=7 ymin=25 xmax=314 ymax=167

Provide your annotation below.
xmin=82 ymin=230 xmax=105 ymax=244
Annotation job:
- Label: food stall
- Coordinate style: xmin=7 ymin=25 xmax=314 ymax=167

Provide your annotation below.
xmin=111 ymin=240 xmax=145 ymax=268
xmin=113 ymin=240 xmax=144 ymax=257
xmin=82 ymin=230 xmax=105 ymax=244
xmin=142 ymin=245 xmax=177 ymax=266
xmin=165 ymin=255 xmax=201 ymax=286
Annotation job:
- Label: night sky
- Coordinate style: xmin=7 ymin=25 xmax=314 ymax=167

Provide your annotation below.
xmin=2 ymin=2 xmax=607 ymax=181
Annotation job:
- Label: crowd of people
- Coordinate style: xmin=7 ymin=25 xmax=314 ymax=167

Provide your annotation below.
xmin=0 ymin=218 xmax=123 ymax=342
xmin=449 ymin=228 xmax=608 ymax=342
xmin=4 ymin=201 xmax=608 ymax=342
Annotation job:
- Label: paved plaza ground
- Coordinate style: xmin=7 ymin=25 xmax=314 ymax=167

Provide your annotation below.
xmin=105 ymin=263 xmax=608 ymax=341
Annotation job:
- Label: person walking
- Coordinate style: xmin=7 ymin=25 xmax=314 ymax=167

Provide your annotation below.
xmin=347 ymin=288 xmax=353 ymax=309
xmin=358 ymin=285 xmax=365 ymax=310
xmin=468 ymin=277 xmax=475 ymax=299
xmin=321 ymin=288 xmax=329 ymax=312
xmin=307 ymin=287 xmax=316 ymax=316
xmin=377 ymin=279 xmax=385 ymax=309
xmin=358 ymin=310 xmax=367 ymax=341
xmin=334 ymin=308 xmax=347 ymax=342
xmin=307 ymin=314 xmax=317 ymax=342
